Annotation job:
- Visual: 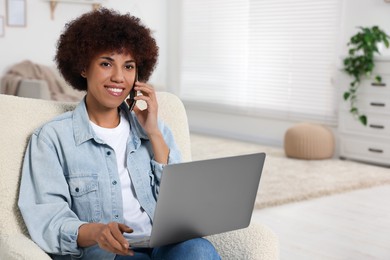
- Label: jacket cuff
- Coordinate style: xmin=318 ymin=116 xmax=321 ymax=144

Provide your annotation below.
xmin=60 ymin=220 xmax=87 ymax=258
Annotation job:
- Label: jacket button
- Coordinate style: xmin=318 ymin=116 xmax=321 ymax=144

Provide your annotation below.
xmin=112 ymin=180 xmax=117 ymax=185
xmin=107 ymin=151 xmax=111 ymax=156
xmin=75 ymin=187 xmax=79 ymax=192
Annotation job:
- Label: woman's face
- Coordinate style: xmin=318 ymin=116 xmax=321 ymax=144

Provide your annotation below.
xmin=84 ymin=51 xmax=136 ymax=111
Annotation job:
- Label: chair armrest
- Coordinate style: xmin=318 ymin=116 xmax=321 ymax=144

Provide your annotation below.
xmin=0 ymin=233 xmax=51 ymax=260
xmin=0 ymin=76 xmax=5 ymax=94
xmin=17 ymin=79 xmax=51 ymax=100
xmin=207 ymin=222 xmax=279 ymax=260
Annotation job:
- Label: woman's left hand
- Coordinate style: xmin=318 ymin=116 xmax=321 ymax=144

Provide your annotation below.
xmin=127 ymin=81 xmax=170 ymax=164
xmin=127 ymin=82 xmax=159 ymax=136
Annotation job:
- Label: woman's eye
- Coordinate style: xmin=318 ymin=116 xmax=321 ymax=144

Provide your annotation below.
xmin=101 ymin=62 xmax=111 ymax=67
xmin=125 ymin=64 xmax=134 ymax=70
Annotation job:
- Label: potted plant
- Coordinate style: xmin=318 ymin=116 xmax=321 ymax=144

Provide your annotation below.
xmin=342 ymin=26 xmax=390 ymax=125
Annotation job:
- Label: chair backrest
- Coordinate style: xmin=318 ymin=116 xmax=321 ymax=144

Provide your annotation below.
xmin=0 ymin=92 xmax=191 ymax=237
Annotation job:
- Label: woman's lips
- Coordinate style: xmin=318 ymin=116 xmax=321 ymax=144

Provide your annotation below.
xmin=105 ymin=87 xmax=124 ymax=97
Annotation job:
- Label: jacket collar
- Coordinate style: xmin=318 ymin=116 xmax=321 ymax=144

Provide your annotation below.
xmin=72 ymin=97 xmax=149 ymax=146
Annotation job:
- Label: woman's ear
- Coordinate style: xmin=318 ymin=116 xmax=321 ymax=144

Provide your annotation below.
xmin=81 ymin=70 xmax=86 ymax=78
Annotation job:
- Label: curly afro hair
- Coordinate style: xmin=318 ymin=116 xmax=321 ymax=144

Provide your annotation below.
xmin=55 ymin=8 xmax=159 ymax=91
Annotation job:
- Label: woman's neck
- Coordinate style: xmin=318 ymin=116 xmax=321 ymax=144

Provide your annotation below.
xmin=89 ymin=111 xmax=120 ymax=128
xmin=86 ymin=102 xmax=121 ymax=129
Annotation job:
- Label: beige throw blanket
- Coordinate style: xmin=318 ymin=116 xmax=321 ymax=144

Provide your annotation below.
xmin=1 ymin=60 xmax=81 ymax=101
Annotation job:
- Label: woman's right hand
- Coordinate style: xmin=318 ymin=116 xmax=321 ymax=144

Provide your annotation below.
xmin=78 ymin=222 xmax=134 ymax=256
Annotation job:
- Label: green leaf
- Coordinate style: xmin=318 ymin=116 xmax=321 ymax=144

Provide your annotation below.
xmin=373 ymin=45 xmax=379 ymax=53
xmin=384 ymin=37 xmax=389 ymax=48
xmin=359 ymin=115 xmax=367 ymax=126
xmin=375 ymin=75 xmax=382 ymax=83
xmin=343 ymin=26 xmax=389 ymax=126
xmin=343 ymin=58 xmax=351 ymax=66
xmin=343 ymin=92 xmax=350 ymax=100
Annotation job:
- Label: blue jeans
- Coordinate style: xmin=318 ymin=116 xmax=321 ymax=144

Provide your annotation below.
xmin=115 ymin=238 xmax=220 ymax=260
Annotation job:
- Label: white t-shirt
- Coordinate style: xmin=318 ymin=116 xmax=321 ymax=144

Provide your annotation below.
xmin=90 ymin=111 xmax=152 ymax=238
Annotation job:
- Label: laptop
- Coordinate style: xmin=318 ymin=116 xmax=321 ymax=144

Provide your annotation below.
xmin=127 ymin=152 xmax=266 ymax=248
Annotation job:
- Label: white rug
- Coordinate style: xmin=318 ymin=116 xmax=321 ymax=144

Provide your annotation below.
xmin=190 ymin=133 xmax=390 ymax=209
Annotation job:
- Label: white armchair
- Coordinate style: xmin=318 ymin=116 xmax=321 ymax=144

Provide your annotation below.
xmin=0 ymin=93 xmax=279 ymax=259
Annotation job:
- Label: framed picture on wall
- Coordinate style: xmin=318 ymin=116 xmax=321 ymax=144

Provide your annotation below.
xmin=6 ymin=0 xmax=26 ymax=27
xmin=0 ymin=16 xmax=4 ymax=37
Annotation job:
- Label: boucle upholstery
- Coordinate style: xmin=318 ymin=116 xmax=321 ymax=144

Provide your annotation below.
xmin=284 ymin=122 xmax=334 ymax=160
xmin=0 ymin=93 xmax=279 ymax=259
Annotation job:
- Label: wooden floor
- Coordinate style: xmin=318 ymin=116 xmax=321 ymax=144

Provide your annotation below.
xmin=251 ymin=185 xmax=390 ymax=260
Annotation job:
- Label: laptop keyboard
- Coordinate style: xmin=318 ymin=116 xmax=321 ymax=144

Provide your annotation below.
xmin=127 ymin=236 xmax=151 ymax=248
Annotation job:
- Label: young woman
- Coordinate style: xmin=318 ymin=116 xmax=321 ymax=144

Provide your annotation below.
xmin=18 ymin=8 xmax=220 ymax=260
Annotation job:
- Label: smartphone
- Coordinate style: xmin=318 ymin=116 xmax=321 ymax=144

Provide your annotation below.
xmin=128 ymin=71 xmax=139 ymax=111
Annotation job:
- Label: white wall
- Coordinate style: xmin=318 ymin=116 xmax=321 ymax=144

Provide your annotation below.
xmin=0 ymin=0 xmax=168 ymax=89
xmin=341 ymin=0 xmax=390 ymax=57
xmin=167 ymin=0 xmax=390 ymax=147
xmin=2 ymin=0 xmax=390 ymax=147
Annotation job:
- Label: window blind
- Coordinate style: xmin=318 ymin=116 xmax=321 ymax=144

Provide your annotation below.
xmin=179 ymin=0 xmax=341 ymax=125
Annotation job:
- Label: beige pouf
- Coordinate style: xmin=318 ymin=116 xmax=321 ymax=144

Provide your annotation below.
xmin=284 ymin=122 xmax=334 ymax=160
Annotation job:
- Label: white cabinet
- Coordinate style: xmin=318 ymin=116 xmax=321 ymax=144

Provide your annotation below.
xmin=338 ymin=58 xmax=390 ymax=167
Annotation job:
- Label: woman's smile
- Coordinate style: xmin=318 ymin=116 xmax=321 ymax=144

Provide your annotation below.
xmin=105 ymin=85 xmax=126 ymax=97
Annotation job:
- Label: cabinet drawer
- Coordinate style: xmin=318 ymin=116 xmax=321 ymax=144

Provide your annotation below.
xmin=338 ymin=74 xmax=390 ymax=95
xmin=339 ymin=94 xmax=390 ymax=114
xmin=339 ymin=111 xmax=390 ymax=137
xmin=359 ymin=75 xmax=390 ymax=95
xmin=340 ymin=136 xmax=390 ymax=165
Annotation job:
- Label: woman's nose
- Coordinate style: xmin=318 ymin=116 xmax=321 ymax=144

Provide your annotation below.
xmin=111 ymin=67 xmax=124 ymax=83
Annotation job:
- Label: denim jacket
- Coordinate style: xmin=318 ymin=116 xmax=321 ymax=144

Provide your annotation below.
xmin=18 ymin=99 xmax=182 ymax=260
